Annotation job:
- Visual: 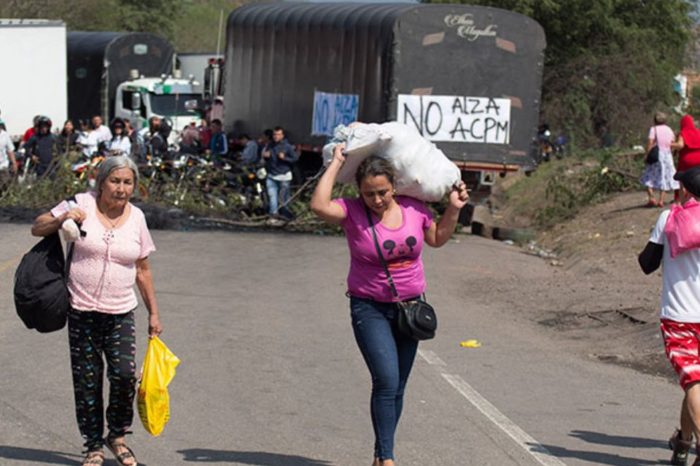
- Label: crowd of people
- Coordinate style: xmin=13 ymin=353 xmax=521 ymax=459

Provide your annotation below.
xmin=0 ymin=111 xmax=303 ymax=218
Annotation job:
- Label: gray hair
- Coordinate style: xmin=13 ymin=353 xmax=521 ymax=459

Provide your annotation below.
xmin=95 ymin=156 xmax=139 ymax=195
xmin=654 ymin=111 xmax=667 ymax=125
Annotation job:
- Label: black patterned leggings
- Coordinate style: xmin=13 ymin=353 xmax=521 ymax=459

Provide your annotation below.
xmin=68 ymin=309 xmax=137 ymax=450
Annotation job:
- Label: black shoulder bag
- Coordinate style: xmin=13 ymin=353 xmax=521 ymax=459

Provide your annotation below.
xmin=13 ymin=197 xmax=83 ymax=333
xmin=645 ymin=126 xmax=659 ymax=165
xmin=14 ymin=234 xmax=74 ymax=333
xmin=365 ymin=206 xmax=437 ymax=341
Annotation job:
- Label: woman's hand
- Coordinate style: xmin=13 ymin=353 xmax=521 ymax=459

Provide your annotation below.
xmin=148 ymin=314 xmax=162 ymax=338
xmin=310 ymin=142 xmax=348 ymax=225
xmin=32 ymin=207 xmax=85 ymax=237
xmin=332 ymin=143 xmax=346 ymax=165
xmin=448 ymin=181 xmax=469 ymax=210
xmin=62 ymin=208 xmax=86 ymax=224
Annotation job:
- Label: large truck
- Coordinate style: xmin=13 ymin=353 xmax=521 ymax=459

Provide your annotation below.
xmin=67 ymin=32 xmax=203 ymax=134
xmin=223 ymin=3 xmax=546 ymax=205
xmin=0 ymin=19 xmax=67 ymax=140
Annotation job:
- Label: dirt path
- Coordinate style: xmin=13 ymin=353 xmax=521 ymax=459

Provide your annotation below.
xmin=498 ymin=188 xmax=673 ymax=379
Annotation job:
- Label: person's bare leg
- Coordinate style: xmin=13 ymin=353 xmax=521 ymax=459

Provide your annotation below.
xmin=686 ymin=383 xmax=700 ymax=444
xmin=682 ymin=395 xmax=694 ymax=441
xmin=659 ymin=191 xmax=666 ymax=206
xmin=647 ymin=187 xmax=655 ymax=202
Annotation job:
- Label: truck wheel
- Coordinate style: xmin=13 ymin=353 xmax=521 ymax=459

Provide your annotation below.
xmin=458 ymin=204 xmax=474 ymax=225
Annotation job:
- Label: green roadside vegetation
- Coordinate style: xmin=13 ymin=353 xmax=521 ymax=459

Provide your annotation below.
xmin=498 ymin=148 xmax=646 ymax=233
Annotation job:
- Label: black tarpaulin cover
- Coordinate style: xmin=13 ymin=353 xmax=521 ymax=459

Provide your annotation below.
xmin=67 ymin=32 xmax=174 ymax=122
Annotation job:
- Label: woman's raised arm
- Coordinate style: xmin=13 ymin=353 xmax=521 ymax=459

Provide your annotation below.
xmin=310 ymin=144 xmax=348 ymax=225
xmin=425 ymin=182 xmax=469 ymax=248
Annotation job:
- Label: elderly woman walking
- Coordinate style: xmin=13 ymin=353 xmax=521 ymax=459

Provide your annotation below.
xmin=31 ymin=156 xmax=161 ymax=466
xmin=311 ymin=145 xmax=468 ymax=466
xmin=641 ymin=111 xmax=679 ymax=207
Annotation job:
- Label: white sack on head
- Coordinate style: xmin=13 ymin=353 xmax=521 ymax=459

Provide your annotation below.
xmin=323 ymin=121 xmax=461 ymax=202
xmin=322 ymin=124 xmax=389 ymax=184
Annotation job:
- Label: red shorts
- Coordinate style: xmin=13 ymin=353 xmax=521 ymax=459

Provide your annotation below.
xmin=661 ymin=319 xmax=700 ymax=390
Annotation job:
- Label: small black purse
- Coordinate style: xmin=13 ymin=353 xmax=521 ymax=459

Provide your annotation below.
xmin=365 ymin=206 xmax=437 ymax=341
xmin=645 ymin=127 xmax=659 ymax=165
xmin=645 ymin=146 xmax=659 ymax=165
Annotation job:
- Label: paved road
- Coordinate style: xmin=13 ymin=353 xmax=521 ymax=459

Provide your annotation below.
xmin=0 ymin=223 xmax=682 ymax=465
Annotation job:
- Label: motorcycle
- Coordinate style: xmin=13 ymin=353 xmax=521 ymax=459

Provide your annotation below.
xmin=239 ymin=163 xmax=268 ymax=215
xmin=71 ymin=153 xmax=105 ymax=188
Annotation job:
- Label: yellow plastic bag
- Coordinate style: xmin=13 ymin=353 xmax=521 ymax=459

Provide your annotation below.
xmin=137 ymin=336 xmax=180 ymax=436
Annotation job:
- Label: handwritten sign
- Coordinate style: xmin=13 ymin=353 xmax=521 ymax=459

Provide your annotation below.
xmin=397 ymin=94 xmax=511 ymax=144
xmin=312 ymin=91 xmax=360 ymax=136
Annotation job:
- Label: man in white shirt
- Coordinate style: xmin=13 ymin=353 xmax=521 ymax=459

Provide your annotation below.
xmin=0 ymin=119 xmax=17 ymax=187
xmin=91 ymin=115 xmax=112 ymax=146
xmin=639 ymin=166 xmax=700 ymax=465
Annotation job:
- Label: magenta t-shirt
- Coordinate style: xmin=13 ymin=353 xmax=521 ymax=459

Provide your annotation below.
xmin=335 ymin=196 xmax=434 ymax=302
xmin=51 ymin=192 xmax=156 ymax=314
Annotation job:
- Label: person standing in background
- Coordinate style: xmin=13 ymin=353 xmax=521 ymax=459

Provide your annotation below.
xmin=261 ymin=126 xmax=297 ymax=218
xmin=0 ymin=118 xmax=17 ymax=188
xmin=92 ymin=115 xmax=112 ymax=148
xmin=640 ymin=111 xmax=678 ymax=207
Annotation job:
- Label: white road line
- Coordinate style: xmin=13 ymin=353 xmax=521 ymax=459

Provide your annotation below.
xmin=417 ymin=348 xmax=447 ymax=366
xmin=442 ymin=373 xmax=567 ymax=466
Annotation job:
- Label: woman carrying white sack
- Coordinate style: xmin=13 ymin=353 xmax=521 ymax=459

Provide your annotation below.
xmin=311 ymin=142 xmax=468 ymax=466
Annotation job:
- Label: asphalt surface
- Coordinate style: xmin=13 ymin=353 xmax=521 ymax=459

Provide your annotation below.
xmin=0 ymin=222 xmax=684 ymax=465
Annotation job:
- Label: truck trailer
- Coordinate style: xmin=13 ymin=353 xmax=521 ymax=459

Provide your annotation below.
xmin=177 ymin=53 xmax=224 ymax=100
xmin=0 ymin=19 xmax=67 ymax=140
xmin=223 ymin=3 xmax=546 ymax=200
xmin=67 ymin=32 xmax=203 ymax=133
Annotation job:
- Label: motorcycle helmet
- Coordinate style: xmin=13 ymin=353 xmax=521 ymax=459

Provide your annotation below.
xmin=37 ymin=115 xmax=52 ymax=131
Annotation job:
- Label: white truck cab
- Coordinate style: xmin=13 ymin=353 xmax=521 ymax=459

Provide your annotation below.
xmin=115 ymin=75 xmax=202 ymax=141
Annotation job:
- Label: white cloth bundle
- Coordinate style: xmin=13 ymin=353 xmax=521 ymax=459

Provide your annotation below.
xmin=60 ymin=200 xmax=81 ymax=242
xmin=322 ymin=122 xmax=461 ymax=202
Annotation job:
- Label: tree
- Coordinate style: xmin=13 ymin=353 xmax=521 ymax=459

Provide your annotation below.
xmin=0 ymin=0 xmax=185 ymax=41
xmin=424 ymin=0 xmax=695 ymax=145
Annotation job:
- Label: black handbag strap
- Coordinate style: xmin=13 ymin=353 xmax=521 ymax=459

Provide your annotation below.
xmin=364 ymin=205 xmax=401 ymax=300
xmin=63 ymin=195 xmax=84 ymax=278
xmin=65 ymin=242 xmax=74 ymax=277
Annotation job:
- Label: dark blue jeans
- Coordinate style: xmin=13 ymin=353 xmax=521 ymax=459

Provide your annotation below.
xmin=350 ymin=296 xmax=419 ymax=461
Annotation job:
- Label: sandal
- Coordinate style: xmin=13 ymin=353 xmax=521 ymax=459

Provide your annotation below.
xmin=645 ymin=199 xmax=658 ymax=208
xmin=105 ymin=436 xmax=138 ymax=466
xmin=81 ymin=450 xmax=104 ymax=466
xmin=669 ymin=429 xmax=692 ymax=466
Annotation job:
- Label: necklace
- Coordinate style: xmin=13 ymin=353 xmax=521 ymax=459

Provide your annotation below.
xmin=98 ymin=203 xmax=126 ymax=230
